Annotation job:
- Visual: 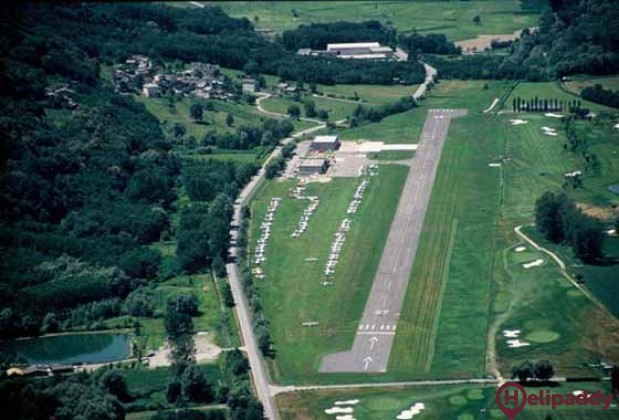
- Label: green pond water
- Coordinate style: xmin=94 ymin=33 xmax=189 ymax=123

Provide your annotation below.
xmin=0 ymin=333 xmax=131 ymax=365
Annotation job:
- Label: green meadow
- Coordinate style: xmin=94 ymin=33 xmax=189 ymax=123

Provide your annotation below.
xmin=218 ymin=1 xmax=543 ymax=41
xmin=249 ymin=165 xmax=408 ymax=384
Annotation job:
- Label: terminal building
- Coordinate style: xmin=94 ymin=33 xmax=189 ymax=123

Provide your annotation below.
xmin=310 ymin=135 xmax=341 ymax=152
xmin=298 ymin=158 xmax=328 ymax=176
xmin=326 ymin=42 xmax=395 ymax=59
xmin=297 ymin=42 xmax=395 ymax=60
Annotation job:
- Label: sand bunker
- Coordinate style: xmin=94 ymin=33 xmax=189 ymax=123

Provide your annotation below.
xmin=334 ymin=400 xmax=360 ymax=406
xmin=614 ymin=123 xmax=619 ymax=129
xmin=507 ymin=339 xmax=531 ymax=348
xmin=325 ymin=407 xmax=354 ymax=414
xmin=514 ymin=246 xmax=526 ymax=252
xmin=541 ymin=126 xmax=555 ymax=131
xmin=396 ymin=403 xmax=426 ymax=419
xmin=336 ymin=416 xmax=355 ymax=420
xmin=510 ymin=119 xmax=528 ymax=125
xmin=545 ymin=113 xmax=564 ymax=118
xmin=488 ymin=163 xmax=501 ymax=167
xmin=543 ymin=131 xmax=558 ymax=136
xmin=503 ymin=329 xmax=521 ymax=338
xmin=522 ymin=259 xmax=543 ymax=269
xmin=573 ymin=390 xmax=585 ymax=396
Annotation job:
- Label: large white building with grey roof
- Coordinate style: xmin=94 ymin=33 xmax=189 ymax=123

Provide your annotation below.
xmin=310 ymin=135 xmax=341 ymax=152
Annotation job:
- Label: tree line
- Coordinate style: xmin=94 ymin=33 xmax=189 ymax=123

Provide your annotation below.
xmin=199 ymin=118 xmax=294 ymax=150
xmin=428 ymin=0 xmax=619 ymax=81
xmin=281 ymin=20 xmax=396 ymax=51
xmin=581 ymin=84 xmax=619 ymax=109
xmin=535 ymin=192 xmax=605 ymax=263
xmin=350 ymin=96 xmax=418 ymax=126
xmin=399 ymin=32 xmax=461 ymax=56
xmin=512 ymin=97 xmax=579 ymax=112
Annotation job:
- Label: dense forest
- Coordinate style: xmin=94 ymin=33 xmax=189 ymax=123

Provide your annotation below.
xmin=0 ymin=3 xmax=274 ymax=337
xmin=3 ymin=4 xmax=424 ymax=86
xmin=281 ymin=20 xmax=396 ymax=51
xmin=581 ymin=84 xmax=619 ymax=109
xmin=430 ymin=0 xmax=619 ymax=80
xmin=399 ymin=33 xmax=461 ymax=56
xmin=535 ymin=192 xmax=605 ymax=263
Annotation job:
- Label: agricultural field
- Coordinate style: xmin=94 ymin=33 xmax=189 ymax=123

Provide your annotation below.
xmin=249 ymin=165 xmax=408 ymax=384
xmin=276 ymin=381 xmax=619 ymax=419
xmin=218 ymin=0 xmax=544 ymax=41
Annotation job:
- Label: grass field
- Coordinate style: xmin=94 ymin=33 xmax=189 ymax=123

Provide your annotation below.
xmin=218 ymin=1 xmax=544 ymax=41
xmin=276 ymin=381 xmax=619 ymax=419
xmin=260 ymin=95 xmax=358 ymax=122
xmin=314 ymin=84 xmax=418 ymax=106
xmin=124 ymin=365 xmax=225 ymax=418
xmin=249 ymin=165 xmax=408 ymax=383
xmin=368 ymin=150 xmax=415 ymax=161
xmin=335 ymin=80 xmax=513 ymax=144
xmin=134 ymin=92 xmax=315 ymax=136
xmin=565 ymin=75 xmax=619 ymax=95
xmin=390 ymin=111 xmax=504 ymax=377
xmin=486 ymin=107 xmax=619 ymax=377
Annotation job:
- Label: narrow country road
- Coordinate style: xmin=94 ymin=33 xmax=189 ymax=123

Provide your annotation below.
xmin=226 ymin=115 xmax=324 ymax=418
xmin=413 ymin=62 xmax=437 ymax=100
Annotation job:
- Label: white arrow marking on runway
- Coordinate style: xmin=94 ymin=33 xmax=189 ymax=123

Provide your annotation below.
xmin=369 ymin=336 xmax=379 ymax=350
xmin=363 ymin=356 xmax=373 ymax=371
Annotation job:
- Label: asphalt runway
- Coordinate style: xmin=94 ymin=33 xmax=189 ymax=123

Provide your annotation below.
xmin=320 ymin=108 xmax=467 ymax=373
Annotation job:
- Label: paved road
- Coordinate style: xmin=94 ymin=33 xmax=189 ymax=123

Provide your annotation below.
xmin=226 ymin=122 xmax=325 ymax=419
xmin=226 ymin=263 xmax=276 ymax=418
xmin=320 ymin=108 xmax=466 ymax=373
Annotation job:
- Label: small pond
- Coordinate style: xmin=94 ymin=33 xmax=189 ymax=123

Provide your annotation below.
xmin=608 ymin=184 xmax=619 ymax=195
xmin=0 ymin=333 xmax=131 ymax=365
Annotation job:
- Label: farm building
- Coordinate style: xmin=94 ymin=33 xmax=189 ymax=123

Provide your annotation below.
xmin=142 ymin=83 xmax=160 ymax=97
xmin=242 ymin=78 xmax=258 ymax=93
xmin=310 ymin=135 xmax=341 ymax=152
xmin=298 ymin=158 xmax=328 ymax=176
xmin=326 ymin=42 xmax=394 ymax=59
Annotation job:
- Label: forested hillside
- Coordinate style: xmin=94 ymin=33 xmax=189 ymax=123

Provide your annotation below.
xmin=0 ymin=4 xmax=264 ymax=337
xmin=430 ymin=0 xmax=619 ymax=80
xmin=1 ymin=4 xmax=424 ymax=86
